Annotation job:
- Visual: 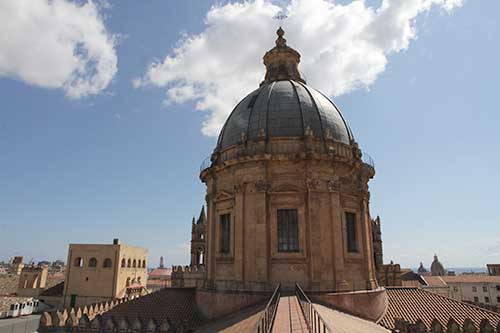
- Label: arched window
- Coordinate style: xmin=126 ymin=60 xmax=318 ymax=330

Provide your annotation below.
xmin=132 ymin=259 xmax=136 ymax=268
xmin=197 ymin=249 xmax=204 ymax=265
xmin=74 ymin=257 xmax=83 ymax=267
xmin=127 ymin=259 xmax=131 ymax=268
xmin=137 ymin=277 xmax=141 ymax=284
xmin=121 ymin=259 xmax=126 ymax=268
xmin=103 ymin=258 xmax=112 ymax=268
xmin=142 ymin=260 xmax=146 ymax=268
xmin=126 ymin=277 xmax=131 ymax=287
xmin=88 ymin=258 xmax=97 ymax=267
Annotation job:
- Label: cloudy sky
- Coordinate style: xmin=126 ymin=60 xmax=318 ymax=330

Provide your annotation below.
xmin=1 ymin=0 xmax=499 ymax=269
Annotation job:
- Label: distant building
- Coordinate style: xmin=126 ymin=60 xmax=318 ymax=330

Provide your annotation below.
xmin=10 ymin=257 xmax=24 ymax=275
xmin=190 ymin=207 xmax=206 ymax=266
xmin=488 ymin=264 xmax=500 ymax=276
xmin=444 ymin=275 xmax=500 ymax=311
xmin=147 ymin=256 xmax=171 ymax=291
xmin=417 ymin=262 xmax=428 ymax=274
xmin=17 ymin=264 xmax=48 ymax=297
xmin=379 ymin=261 xmax=402 ymax=287
xmin=431 ymin=254 xmax=446 ymax=276
xmin=171 ymin=208 xmax=206 ymax=288
xmin=62 ymin=239 xmax=148 ymax=307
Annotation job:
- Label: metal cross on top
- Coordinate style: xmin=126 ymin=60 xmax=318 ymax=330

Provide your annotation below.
xmin=273 ymin=11 xmax=288 ymax=26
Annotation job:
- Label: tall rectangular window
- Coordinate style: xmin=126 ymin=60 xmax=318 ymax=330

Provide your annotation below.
xmin=345 ymin=212 xmax=358 ymax=253
xmin=219 ymin=214 xmax=231 ymax=254
xmin=277 ymin=209 xmax=299 ymax=252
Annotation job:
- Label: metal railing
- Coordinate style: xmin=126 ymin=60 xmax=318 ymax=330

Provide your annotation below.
xmin=295 ymin=284 xmax=332 ymax=333
xmin=200 ymin=156 xmax=211 ymax=172
xmin=255 ymin=283 xmax=281 ymax=333
xmin=362 ymin=152 xmax=375 ymax=168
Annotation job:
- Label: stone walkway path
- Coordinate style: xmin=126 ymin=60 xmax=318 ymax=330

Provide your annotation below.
xmin=272 ymin=296 xmax=308 ymax=333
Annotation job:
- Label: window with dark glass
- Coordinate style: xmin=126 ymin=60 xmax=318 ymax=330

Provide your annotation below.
xmin=277 ymin=209 xmax=299 ymax=252
xmin=345 ymin=212 xmax=358 ymax=253
xmin=219 ymin=214 xmax=231 ymax=254
xmin=88 ymin=257 xmax=97 ymax=267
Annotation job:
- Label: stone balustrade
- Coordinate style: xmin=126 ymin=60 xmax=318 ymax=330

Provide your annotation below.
xmin=391 ymin=318 xmax=500 ymax=333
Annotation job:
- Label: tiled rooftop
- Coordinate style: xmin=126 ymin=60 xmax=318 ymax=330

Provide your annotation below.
xmin=421 ymin=276 xmax=448 ymax=288
xmin=102 ymin=288 xmax=205 ymax=329
xmin=379 ymin=287 xmax=500 ymax=329
xmin=39 ymin=282 xmax=64 ymax=297
xmin=441 ymin=275 xmax=500 ymax=284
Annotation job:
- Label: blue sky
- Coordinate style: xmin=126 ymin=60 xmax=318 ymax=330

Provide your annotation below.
xmin=0 ymin=0 xmax=499 ymax=269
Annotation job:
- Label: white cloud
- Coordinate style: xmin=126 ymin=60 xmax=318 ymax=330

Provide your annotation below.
xmin=136 ymin=0 xmax=463 ymax=137
xmin=0 ymin=0 xmax=117 ymax=98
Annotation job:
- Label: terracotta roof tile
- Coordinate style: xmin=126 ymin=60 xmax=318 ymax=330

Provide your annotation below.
xmin=149 ymin=268 xmax=171 ymax=277
xmin=39 ymin=282 xmax=64 ymax=297
xmin=421 ymin=276 xmax=448 ymax=288
xmin=379 ymin=287 xmax=500 ymax=329
xmin=102 ymin=288 xmax=205 ymax=329
xmin=441 ymin=275 xmax=500 ymax=284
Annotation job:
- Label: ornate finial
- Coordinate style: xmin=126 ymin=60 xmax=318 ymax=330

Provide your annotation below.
xmin=277 ymin=26 xmax=284 ymax=37
xmin=276 ymin=27 xmax=286 ymax=47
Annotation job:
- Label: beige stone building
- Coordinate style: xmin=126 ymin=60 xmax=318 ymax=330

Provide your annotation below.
xmin=16 ymin=264 xmax=48 ymax=297
xmin=62 ymin=239 xmax=148 ymax=307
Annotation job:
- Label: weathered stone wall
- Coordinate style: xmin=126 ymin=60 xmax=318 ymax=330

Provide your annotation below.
xmin=195 ymin=289 xmax=268 ymax=320
xmin=201 ymin=138 xmax=378 ymax=293
xmin=310 ymin=287 xmax=388 ymax=322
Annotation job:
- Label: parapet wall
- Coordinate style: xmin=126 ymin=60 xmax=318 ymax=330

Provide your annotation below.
xmin=171 ymin=265 xmax=205 ymax=288
xmin=310 ymin=287 xmax=388 ymax=322
xmin=38 ymin=297 xmax=139 ymax=332
xmin=195 ymin=289 xmax=269 ymax=320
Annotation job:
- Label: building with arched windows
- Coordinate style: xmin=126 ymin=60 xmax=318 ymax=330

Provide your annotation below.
xmin=62 ymin=239 xmax=148 ymax=307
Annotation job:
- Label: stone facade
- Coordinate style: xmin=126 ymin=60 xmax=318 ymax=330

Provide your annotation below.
xmin=201 ymin=141 xmax=377 ymax=292
xmin=17 ymin=264 xmax=48 ymax=297
xmin=62 ymin=239 xmax=148 ymax=307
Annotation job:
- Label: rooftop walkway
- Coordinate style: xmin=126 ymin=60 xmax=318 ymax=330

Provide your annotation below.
xmin=272 ymin=296 xmax=308 ymax=333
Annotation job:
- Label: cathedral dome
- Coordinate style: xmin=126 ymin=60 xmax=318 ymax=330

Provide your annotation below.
xmin=216 ymin=80 xmax=353 ymax=151
xmin=430 ymin=255 xmax=446 ymax=276
xmin=215 ymin=28 xmax=353 ymax=152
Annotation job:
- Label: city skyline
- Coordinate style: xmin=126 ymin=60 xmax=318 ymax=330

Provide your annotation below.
xmin=1 ymin=0 xmax=499 ymax=269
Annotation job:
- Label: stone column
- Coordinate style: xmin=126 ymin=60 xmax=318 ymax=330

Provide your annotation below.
xmin=361 ymin=197 xmax=378 ymax=290
xmin=330 ymin=191 xmax=349 ymax=291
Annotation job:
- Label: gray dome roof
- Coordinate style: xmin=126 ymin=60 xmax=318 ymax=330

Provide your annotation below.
xmin=217 ymin=80 xmax=353 ymax=151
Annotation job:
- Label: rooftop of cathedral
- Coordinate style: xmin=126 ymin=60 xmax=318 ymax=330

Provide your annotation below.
xmin=379 ymin=287 xmax=500 ymax=330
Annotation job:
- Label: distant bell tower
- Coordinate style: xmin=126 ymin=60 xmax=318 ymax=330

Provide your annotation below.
xmin=190 ymin=206 xmax=207 ymax=266
xmin=159 ymin=256 xmax=164 ymax=269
